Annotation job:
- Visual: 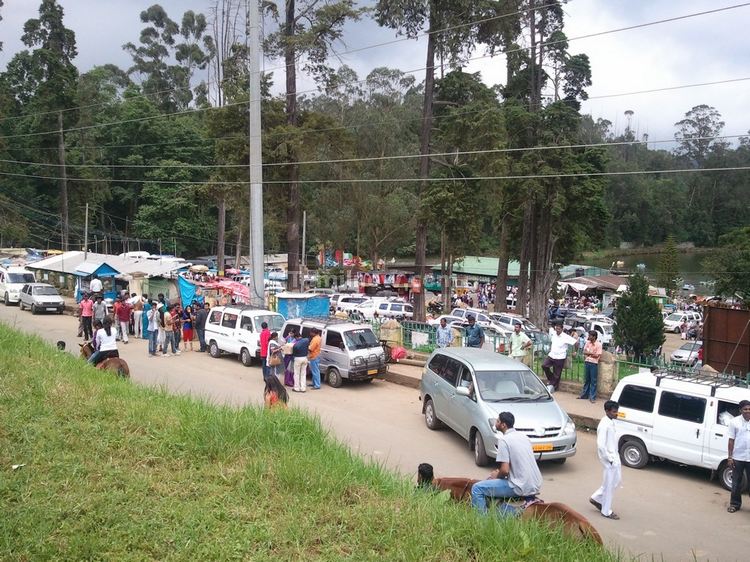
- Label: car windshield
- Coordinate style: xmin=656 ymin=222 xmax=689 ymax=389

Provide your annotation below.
xmin=474 ymin=370 xmax=550 ymax=402
xmin=343 ymin=329 xmax=379 ymax=350
xmin=32 ymin=286 xmax=59 ymax=296
xmin=601 ymin=324 xmax=614 ymax=334
xmin=524 ymin=320 xmax=539 ymax=330
xmin=679 ymin=343 xmax=700 ymax=352
xmin=666 ymin=313 xmax=683 ymax=322
xmin=253 ymin=314 xmax=284 ymax=331
xmin=8 ymin=273 xmax=35 ymax=283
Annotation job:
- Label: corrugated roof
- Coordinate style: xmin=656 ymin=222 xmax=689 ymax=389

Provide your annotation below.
xmin=28 ymin=251 xmax=189 ymax=278
xmin=432 ymin=256 xmax=521 ymax=278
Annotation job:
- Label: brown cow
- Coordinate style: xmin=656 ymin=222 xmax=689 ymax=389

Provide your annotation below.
xmin=416 ymin=464 xmax=603 ymax=545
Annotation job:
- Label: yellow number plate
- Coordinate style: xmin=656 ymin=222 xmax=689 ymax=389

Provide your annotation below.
xmin=532 ymin=443 xmax=554 ymax=452
xmin=367 ymin=369 xmax=378 ymax=375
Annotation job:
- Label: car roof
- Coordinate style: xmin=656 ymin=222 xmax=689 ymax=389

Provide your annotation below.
xmin=430 ymin=347 xmax=523 ymax=371
xmin=211 ymin=305 xmax=280 ymax=314
xmin=617 ymin=372 xmax=750 ymax=402
xmin=284 ymin=317 xmax=373 ymax=331
xmin=25 ymin=282 xmax=54 ymax=287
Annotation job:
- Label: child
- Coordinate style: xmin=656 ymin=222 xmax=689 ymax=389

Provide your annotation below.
xmin=264 ymin=375 xmax=289 ymax=409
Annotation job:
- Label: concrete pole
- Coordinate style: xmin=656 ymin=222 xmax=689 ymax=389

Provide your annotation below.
xmin=301 ymin=209 xmax=306 ymax=286
xmin=248 ymin=0 xmax=265 ymax=307
xmin=84 ymin=203 xmax=89 ymax=260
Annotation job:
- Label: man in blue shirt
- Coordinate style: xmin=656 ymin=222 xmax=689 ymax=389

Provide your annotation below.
xmin=465 ymin=315 xmax=485 ymax=348
xmin=436 ymin=317 xmax=453 ymax=348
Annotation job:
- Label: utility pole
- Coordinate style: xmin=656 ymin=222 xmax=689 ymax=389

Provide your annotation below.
xmin=248 ymin=0 xmax=265 ymax=306
xmin=84 ymin=203 xmax=89 ymax=260
xmin=58 ymin=111 xmax=69 ymax=251
xmin=301 ymin=210 xmax=307 ymax=285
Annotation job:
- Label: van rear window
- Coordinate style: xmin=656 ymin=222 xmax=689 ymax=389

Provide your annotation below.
xmin=658 ymin=391 xmax=706 ymax=424
xmin=618 ymin=384 xmax=656 ymax=413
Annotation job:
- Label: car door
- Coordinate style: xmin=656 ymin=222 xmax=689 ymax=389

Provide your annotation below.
xmin=219 ymin=311 xmax=239 ymax=353
xmin=322 ymin=329 xmax=348 ymax=377
xmin=651 ymin=390 xmax=707 ymax=464
xmin=613 ymin=383 xmax=656 ymax=452
xmin=235 ymin=313 xmax=255 ymax=354
xmin=703 ymin=400 xmax=738 ymax=468
xmin=433 ymin=357 xmax=460 ymax=429
xmin=450 ymin=363 xmax=476 ymax=439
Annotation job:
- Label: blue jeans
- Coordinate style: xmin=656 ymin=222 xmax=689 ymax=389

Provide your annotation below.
xmin=87 ymin=350 xmax=101 ymax=364
xmin=581 ymin=362 xmax=598 ymax=400
xmin=148 ymin=330 xmax=158 ymax=355
xmin=197 ymin=328 xmax=206 ymax=351
xmin=164 ymin=331 xmax=176 ymax=354
xmin=309 ymin=358 xmax=321 ymax=388
xmin=470 ymin=478 xmax=519 ymax=514
xmin=261 ymin=362 xmax=270 ymax=380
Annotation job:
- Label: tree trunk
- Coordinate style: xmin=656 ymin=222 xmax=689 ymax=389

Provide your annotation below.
xmin=414 ymin=10 xmax=437 ymax=321
xmin=516 ymin=196 xmax=534 ymax=317
xmin=235 ymin=224 xmax=242 ymax=270
xmin=58 ymin=111 xmax=69 ymax=251
xmin=217 ymin=194 xmax=226 ymax=274
xmin=285 ymin=0 xmax=301 ymax=291
xmin=494 ymin=218 xmax=509 ymax=312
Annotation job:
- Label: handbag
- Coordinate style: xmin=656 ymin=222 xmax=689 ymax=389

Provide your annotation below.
xmin=269 ymin=351 xmax=282 ymax=367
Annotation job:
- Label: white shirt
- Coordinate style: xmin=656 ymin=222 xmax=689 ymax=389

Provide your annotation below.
xmin=89 ymin=278 xmax=103 ymax=292
xmin=729 ymin=415 xmax=750 ymax=462
xmin=548 ymin=330 xmax=577 ymax=359
xmin=95 ymin=328 xmax=118 ymax=351
xmin=596 ymin=415 xmax=619 ymax=465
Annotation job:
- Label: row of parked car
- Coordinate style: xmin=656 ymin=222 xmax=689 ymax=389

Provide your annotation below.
xmin=0 ymin=266 xmax=65 ymax=314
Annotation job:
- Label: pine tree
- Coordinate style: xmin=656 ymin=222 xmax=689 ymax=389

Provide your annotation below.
xmin=656 ymin=234 xmax=679 ymax=294
xmin=614 ymin=273 xmax=665 ymax=362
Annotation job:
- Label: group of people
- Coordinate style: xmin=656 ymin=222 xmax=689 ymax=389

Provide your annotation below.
xmin=542 ymin=323 xmax=603 ymax=402
xmin=259 ymin=323 xmax=322 ymax=394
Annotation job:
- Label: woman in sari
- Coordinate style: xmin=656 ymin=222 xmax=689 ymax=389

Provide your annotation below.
xmin=283 ymin=330 xmax=298 ymax=387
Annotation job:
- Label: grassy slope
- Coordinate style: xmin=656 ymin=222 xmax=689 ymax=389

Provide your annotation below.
xmin=0 ymin=325 xmax=615 ymax=561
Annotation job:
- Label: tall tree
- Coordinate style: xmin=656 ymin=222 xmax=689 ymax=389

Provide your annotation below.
xmin=614 ymin=273 xmax=665 ymax=362
xmin=656 ymin=234 xmax=679 ymax=295
xmin=703 ymin=227 xmax=750 ymax=306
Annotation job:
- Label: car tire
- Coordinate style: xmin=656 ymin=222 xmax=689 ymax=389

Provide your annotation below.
xmin=3 ymin=292 xmax=9 ymax=306
xmin=423 ymin=398 xmax=443 ymax=430
xmin=18 ymin=301 xmax=24 ymax=311
xmin=673 ymin=326 xmax=681 ymax=334
xmin=58 ymin=308 xmax=64 ymax=315
xmin=209 ymin=341 xmax=220 ymax=358
xmin=327 ymin=367 xmax=343 ymax=388
xmin=619 ymin=439 xmax=649 ymax=469
xmin=240 ymin=348 xmax=252 ymax=367
xmin=31 ymin=304 xmax=37 ymax=315
xmin=473 ymin=430 xmax=490 ymax=467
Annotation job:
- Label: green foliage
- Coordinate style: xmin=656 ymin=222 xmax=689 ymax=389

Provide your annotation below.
xmin=614 ymin=273 xmax=665 ymax=360
xmin=656 ymin=235 xmax=679 ymax=294
xmin=703 ymin=227 xmax=750 ymax=306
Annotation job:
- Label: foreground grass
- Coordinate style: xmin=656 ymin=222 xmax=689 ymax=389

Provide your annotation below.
xmin=0 ymin=325 xmax=615 ymax=561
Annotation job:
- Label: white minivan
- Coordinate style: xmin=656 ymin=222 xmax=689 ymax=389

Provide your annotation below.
xmin=611 ymin=370 xmax=750 ymax=490
xmin=0 ymin=266 xmax=36 ymax=305
xmin=204 ymin=305 xmax=285 ymax=366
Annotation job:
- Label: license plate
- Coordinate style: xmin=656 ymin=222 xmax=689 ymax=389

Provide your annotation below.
xmin=47 ymin=307 xmax=58 ymax=311
xmin=532 ymin=443 xmax=553 ymax=452
xmin=367 ymin=369 xmax=378 ymax=375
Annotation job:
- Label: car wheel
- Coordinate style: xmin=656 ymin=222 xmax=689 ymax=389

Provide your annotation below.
xmin=674 ymin=326 xmax=681 ymax=334
xmin=240 ymin=348 xmax=252 ymax=367
xmin=720 ymin=461 xmax=734 ymax=491
xmin=423 ymin=398 xmax=443 ymax=430
xmin=473 ymin=430 xmax=490 ymax=467
xmin=3 ymin=293 xmax=8 ymax=306
xmin=209 ymin=341 xmax=220 ymax=358
xmin=31 ymin=304 xmax=37 ymax=315
xmin=58 ymin=308 xmax=64 ymax=315
xmin=620 ymin=439 xmax=649 ymax=469
xmin=327 ymin=367 xmax=343 ymax=388
xmin=18 ymin=301 xmax=24 ymax=311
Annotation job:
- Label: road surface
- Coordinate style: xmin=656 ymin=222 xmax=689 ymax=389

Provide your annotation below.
xmin=0 ymin=305 xmax=744 ymax=561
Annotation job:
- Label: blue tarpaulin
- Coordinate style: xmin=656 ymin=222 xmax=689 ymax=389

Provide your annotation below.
xmin=276 ymin=293 xmax=330 ymax=320
xmin=178 ymin=275 xmax=203 ymax=308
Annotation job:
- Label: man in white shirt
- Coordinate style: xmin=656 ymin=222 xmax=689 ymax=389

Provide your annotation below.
xmin=590 ymin=400 xmax=622 ymax=520
xmin=728 ymin=400 xmax=750 ymax=513
xmin=89 ymin=275 xmax=103 ymax=297
xmin=509 ymin=323 xmax=532 ymax=367
xmin=542 ymin=323 xmax=577 ymax=390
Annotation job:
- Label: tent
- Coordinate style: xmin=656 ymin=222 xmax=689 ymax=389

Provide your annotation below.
xmin=275 ymin=292 xmax=330 ymax=320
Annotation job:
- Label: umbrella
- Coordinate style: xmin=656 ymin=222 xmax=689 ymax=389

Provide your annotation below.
xmin=190 ymin=265 xmax=209 ymax=273
xmin=225 ymin=268 xmax=240 ymax=275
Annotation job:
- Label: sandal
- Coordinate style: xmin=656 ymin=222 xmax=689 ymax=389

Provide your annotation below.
xmin=728 ymin=506 xmax=739 ymax=513
xmin=602 ymin=512 xmax=620 ymax=520
xmin=589 ymin=498 xmax=602 ymax=511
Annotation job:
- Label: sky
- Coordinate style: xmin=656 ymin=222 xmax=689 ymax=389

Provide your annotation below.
xmin=1 ymin=0 xmax=748 ymax=146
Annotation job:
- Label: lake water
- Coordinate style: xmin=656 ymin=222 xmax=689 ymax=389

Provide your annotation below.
xmin=587 ymin=251 xmax=716 ymax=294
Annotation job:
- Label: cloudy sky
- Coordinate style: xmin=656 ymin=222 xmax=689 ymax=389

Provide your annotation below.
xmin=1 ymin=0 xmax=748 ymax=145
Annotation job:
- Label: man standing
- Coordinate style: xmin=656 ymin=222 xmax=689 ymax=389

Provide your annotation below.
xmin=580 ymin=331 xmax=603 ymax=402
xmin=89 ymin=274 xmax=103 ymax=298
xmin=132 ymin=295 xmax=144 ymax=338
xmin=259 ymin=321 xmax=271 ymax=379
xmin=115 ymin=296 xmax=132 ymax=344
xmin=590 ymin=400 xmax=622 ymax=520
xmin=292 ymin=333 xmax=310 ymax=393
xmin=470 ymin=411 xmax=542 ymax=514
xmin=509 ymin=323 xmax=532 ymax=367
xmin=542 ymin=323 xmax=577 ymax=391
xmin=146 ymin=300 xmax=159 ymax=357
xmin=727 ymin=400 xmax=750 ymax=513
xmin=464 ymin=315 xmax=485 ymax=348
xmin=79 ymin=293 xmax=94 ymax=340
xmin=436 ymin=317 xmax=452 ymax=348
xmin=93 ymin=295 xmax=108 ymax=325
xmin=194 ymin=303 xmax=208 ymax=352
xmin=308 ymin=328 xmax=322 ymax=389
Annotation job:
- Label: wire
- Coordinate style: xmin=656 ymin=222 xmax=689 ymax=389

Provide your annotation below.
xmin=2 ymin=132 xmax=746 ymax=170
xmin=3 ymin=2 xmax=748 ymax=142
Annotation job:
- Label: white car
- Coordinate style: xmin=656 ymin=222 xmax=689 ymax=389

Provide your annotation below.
xmin=670 ymin=341 xmax=702 ymax=366
xmin=663 ymin=311 xmax=702 ymax=333
xmin=356 ymin=299 xmax=413 ymax=319
xmin=0 ymin=266 xmax=36 ymax=305
xmin=204 ymin=306 xmax=285 ymax=365
xmin=335 ymin=295 xmax=371 ymax=313
xmin=18 ymin=283 xmax=65 ymax=314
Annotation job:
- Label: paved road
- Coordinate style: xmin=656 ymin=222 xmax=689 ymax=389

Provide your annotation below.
xmin=1 ymin=305 xmax=746 ymax=561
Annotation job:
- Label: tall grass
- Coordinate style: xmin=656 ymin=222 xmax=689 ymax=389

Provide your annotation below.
xmin=0 ymin=324 xmax=616 ymax=560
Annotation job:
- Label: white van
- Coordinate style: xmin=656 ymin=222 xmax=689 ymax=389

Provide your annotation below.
xmin=204 ymin=305 xmax=285 ymax=366
xmin=0 ymin=266 xmax=36 ymax=305
xmin=611 ymin=370 xmax=750 ymax=490
xmin=663 ymin=311 xmax=702 ymax=333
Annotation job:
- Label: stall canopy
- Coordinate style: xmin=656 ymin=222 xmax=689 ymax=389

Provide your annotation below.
xmin=73 ymin=261 xmax=119 ymax=278
xmin=275 ymin=292 xmax=330 ymax=319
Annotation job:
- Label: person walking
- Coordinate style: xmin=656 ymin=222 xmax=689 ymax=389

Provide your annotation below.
xmin=590 ymin=400 xmax=622 ymax=520
xmin=79 ymin=293 xmax=94 ymax=341
xmin=292 ymin=333 xmax=310 ymax=393
xmin=580 ymin=331 xmax=603 ymax=402
xmin=727 ymin=400 xmax=750 ymax=513
xmin=194 ymin=303 xmax=208 ymax=352
xmin=436 ymin=317 xmax=452 ymax=348
xmin=116 ymin=296 xmax=132 ymax=344
xmin=308 ymin=328 xmax=322 ymax=389
xmin=464 ymin=315 xmax=485 ymax=348
xmin=542 ymin=323 xmax=577 ymax=391
xmin=146 ymin=300 xmax=160 ymax=357
xmin=259 ymin=321 xmax=271 ymax=379
xmin=509 ymin=323 xmax=532 ymax=367
xmin=132 ymin=295 xmax=144 ymax=338
xmin=470 ymin=411 xmax=542 ymax=515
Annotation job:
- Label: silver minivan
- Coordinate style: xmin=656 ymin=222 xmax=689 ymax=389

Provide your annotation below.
xmin=281 ymin=318 xmax=387 ymax=387
xmin=420 ymin=348 xmax=577 ymax=466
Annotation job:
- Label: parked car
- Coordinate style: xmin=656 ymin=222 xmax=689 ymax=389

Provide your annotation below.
xmin=670 ymin=341 xmax=703 ymax=366
xmin=18 ymin=283 xmax=65 ymax=314
xmin=611 ymin=369 xmax=750 ymax=490
xmin=305 ymin=287 xmax=335 ymax=295
xmin=488 ymin=312 xmax=539 ymax=333
xmin=356 ymin=299 xmax=413 ymax=320
xmin=420 ymin=347 xmax=577 ymax=466
xmin=663 ymin=311 xmax=702 ymax=333
xmin=0 ymin=266 xmax=36 ymax=305
xmin=204 ymin=306 xmax=285 ymax=365
xmin=335 ymin=295 xmax=370 ymax=313
xmin=427 ymin=314 xmax=465 ymax=326
xmin=584 ymin=320 xmax=615 ymax=348
xmin=281 ymin=318 xmax=387 ymax=387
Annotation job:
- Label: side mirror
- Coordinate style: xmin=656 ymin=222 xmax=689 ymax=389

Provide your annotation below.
xmin=339 ymin=343 xmax=345 ymax=351
xmin=547 ymin=385 xmax=555 ymax=394
xmin=455 ymin=386 xmax=471 ymax=397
